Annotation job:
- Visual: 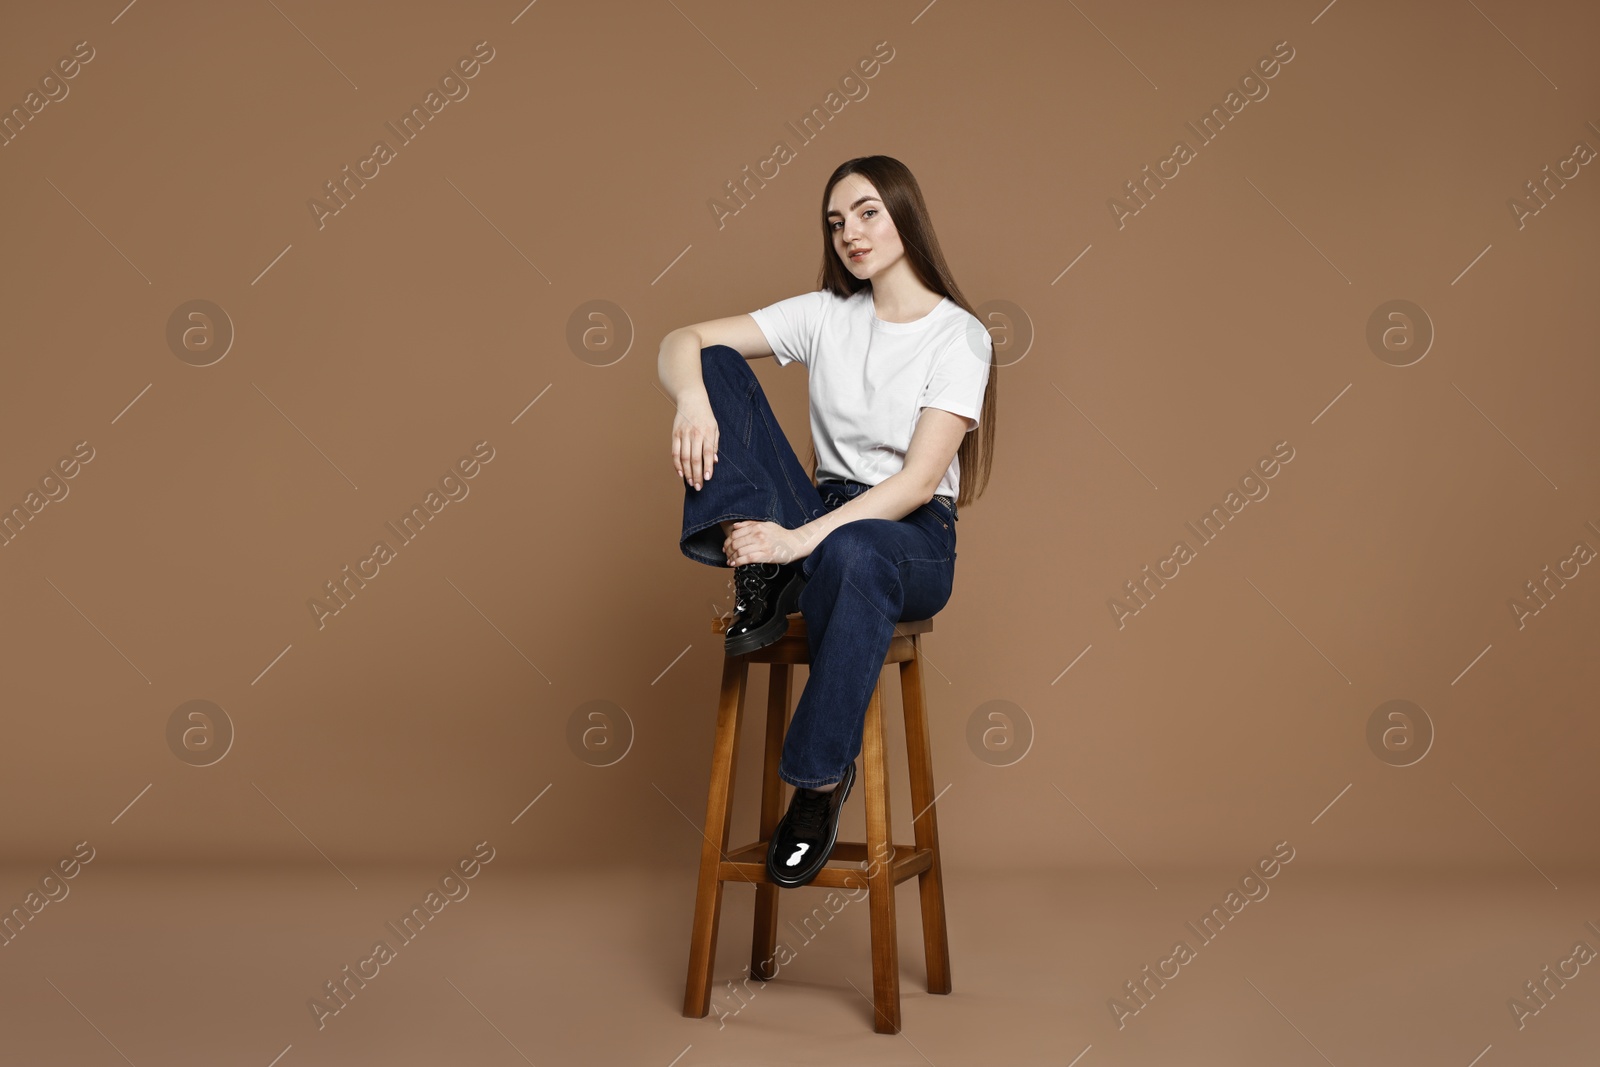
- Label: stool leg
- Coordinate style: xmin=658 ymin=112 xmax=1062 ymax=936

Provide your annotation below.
xmin=901 ymin=635 xmax=952 ymax=994
xmin=860 ymin=674 xmax=902 ymax=1034
xmin=750 ymin=663 xmax=792 ymax=981
xmin=683 ymin=654 xmax=748 ymax=1018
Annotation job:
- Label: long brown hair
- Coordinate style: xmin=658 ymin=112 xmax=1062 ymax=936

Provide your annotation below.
xmin=805 ymin=155 xmax=997 ymax=510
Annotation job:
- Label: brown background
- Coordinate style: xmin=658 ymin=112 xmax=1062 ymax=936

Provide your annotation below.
xmin=1 ymin=1 xmax=1596 ymax=1064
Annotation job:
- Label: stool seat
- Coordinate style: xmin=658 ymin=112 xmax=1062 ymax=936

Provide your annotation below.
xmin=680 ymin=610 xmax=952 ymax=1034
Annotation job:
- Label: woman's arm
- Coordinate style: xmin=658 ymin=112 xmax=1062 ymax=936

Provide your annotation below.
xmin=656 ymin=315 xmax=775 ymax=402
xmin=781 ymin=471 xmax=929 ymax=558
xmin=764 ymin=407 xmax=967 ymax=562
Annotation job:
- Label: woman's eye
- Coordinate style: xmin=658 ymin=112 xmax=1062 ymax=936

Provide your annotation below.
xmin=830 ymin=210 xmax=875 ymax=230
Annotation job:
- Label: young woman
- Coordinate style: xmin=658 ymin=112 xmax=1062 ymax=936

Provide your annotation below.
xmin=657 ymin=154 xmax=997 ymax=889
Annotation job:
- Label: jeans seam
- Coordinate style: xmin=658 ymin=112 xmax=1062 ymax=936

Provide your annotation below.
xmin=756 ymin=396 xmax=817 ymax=522
xmin=779 ymin=766 xmax=843 ymax=787
xmin=741 ymin=375 xmax=756 ymax=449
xmin=694 ymin=510 xmax=777 ymax=527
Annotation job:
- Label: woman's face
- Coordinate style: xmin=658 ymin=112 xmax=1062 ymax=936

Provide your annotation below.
xmin=827 ymin=176 xmax=902 ymax=280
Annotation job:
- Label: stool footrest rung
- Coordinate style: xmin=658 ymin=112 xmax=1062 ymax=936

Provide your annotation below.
xmin=720 ymin=839 xmax=931 ymax=888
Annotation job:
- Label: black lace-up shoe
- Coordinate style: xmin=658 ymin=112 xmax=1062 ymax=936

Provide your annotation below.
xmin=724 ymin=560 xmax=806 ymax=656
xmin=765 ymin=762 xmax=856 ymax=888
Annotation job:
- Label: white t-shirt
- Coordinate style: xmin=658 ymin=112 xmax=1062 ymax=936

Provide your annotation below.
xmin=749 ymin=287 xmax=992 ymax=500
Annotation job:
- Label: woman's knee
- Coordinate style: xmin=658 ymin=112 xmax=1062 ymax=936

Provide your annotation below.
xmin=808 ymin=521 xmax=894 ymax=573
xmin=700 ymin=344 xmax=749 ymax=377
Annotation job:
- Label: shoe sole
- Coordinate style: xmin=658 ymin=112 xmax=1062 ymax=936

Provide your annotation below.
xmin=766 ymin=764 xmax=855 ymax=889
xmin=724 ymin=569 xmax=806 ymax=657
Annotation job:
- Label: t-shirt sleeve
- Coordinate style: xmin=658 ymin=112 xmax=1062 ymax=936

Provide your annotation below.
xmin=748 ymin=290 xmax=827 ymax=368
xmin=920 ymin=324 xmax=992 ymax=432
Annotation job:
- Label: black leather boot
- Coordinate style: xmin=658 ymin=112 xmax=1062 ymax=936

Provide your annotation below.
xmin=724 ymin=560 xmax=806 ymax=656
xmin=766 ymin=762 xmax=856 ymax=888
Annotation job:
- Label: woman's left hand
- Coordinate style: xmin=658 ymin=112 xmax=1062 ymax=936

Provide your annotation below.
xmin=724 ymin=521 xmax=810 ymax=567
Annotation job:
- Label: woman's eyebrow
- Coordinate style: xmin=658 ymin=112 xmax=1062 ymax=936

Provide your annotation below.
xmin=826 ymin=196 xmax=880 ymax=219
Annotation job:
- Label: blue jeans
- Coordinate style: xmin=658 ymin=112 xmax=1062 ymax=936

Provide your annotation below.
xmin=679 ymin=345 xmax=959 ymax=788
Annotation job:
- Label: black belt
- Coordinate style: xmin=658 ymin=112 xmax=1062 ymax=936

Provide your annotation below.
xmin=821 ymin=479 xmax=956 ymax=518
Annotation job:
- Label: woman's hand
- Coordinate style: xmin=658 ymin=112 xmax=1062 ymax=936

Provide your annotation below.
xmin=671 ymin=393 xmax=719 ymax=490
xmin=724 ymin=521 xmax=810 ymax=567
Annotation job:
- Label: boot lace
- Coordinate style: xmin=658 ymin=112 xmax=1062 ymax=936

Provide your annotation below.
xmin=787 ymin=786 xmax=833 ymax=835
xmin=733 ymin=562 xmax=780 ymax=612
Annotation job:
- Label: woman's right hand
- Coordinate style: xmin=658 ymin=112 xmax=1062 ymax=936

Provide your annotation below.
xmin=672 ymin=393 xmax=720 ymax=491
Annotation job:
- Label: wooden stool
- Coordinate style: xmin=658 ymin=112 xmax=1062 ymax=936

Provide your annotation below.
xmin=681 ymin=612 xmax=952 ymax=1034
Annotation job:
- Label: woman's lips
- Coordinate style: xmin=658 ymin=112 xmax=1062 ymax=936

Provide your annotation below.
xmin=850 ymin=248 xmax=870 ymax=261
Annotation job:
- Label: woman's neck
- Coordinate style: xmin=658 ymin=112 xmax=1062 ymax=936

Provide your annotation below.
xmin=868 ymin=264 xmax=943 ymax=323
